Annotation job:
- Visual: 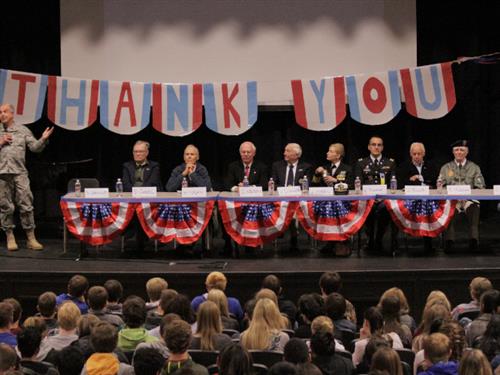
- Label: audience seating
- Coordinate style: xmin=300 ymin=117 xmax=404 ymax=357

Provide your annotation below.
xmin=249 ymin=350 xmax=284 ymax=368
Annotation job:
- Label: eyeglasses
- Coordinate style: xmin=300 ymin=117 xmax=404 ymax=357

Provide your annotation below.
xmin=370 ymin=143 xmax=383 ymax=147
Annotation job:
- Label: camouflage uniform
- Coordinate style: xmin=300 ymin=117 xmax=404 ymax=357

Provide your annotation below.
xmin=439 ymin=160 xmax=485 ymax=242
xmin=0 ymin=122 xmax=47 ymax=231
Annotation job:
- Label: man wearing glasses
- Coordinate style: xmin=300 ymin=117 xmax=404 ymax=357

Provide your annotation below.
xmin=354 ymin=136 xmax=396 ymax=254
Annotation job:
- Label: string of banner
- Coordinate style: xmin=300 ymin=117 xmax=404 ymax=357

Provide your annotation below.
xmin=0 ymin=53 xmax=497 ymax=137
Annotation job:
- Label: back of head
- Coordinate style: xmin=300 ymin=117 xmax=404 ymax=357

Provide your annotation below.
xmin=123 ymin=295 xmax=146 ymax=328
xmin=470 ymin=277 xmax=493 ymax=301
xmin=255 ymin=288 xmax=279 ymax=306
xmin=164 ymin=294 xmax=195 ymax=324
xmin=67 ymin=274 xmax=89 ymax=298
xmin=37 ymin=291 xmax=57 ymax=317
xmin=310 ymin=329 xmax=336 ymax=356
xmin=378 ymin=287 xmax=410 ymax=314
xmin=310 ymin=316 xmax=334 ymax=335
xmin=103 ymin=279 xmax=123 ymax=303
xmin=298 ymin=293 xmax=324 ymax=322
xmin=0 ymin=302 xmax=13 ymax=329
xmin=57 ymin=301 xmax=81 ymax=330
xmin=324 ymin=292 xmax=346 ymax=321
xmin=380 ymin=295 xmax=401 ymax=321
xmin=479 ymin=314 xmax=500 ymax=360
xmin=296 ymin=363 xmax=322 ymax=375
xmin=370 ymin=347 xmax=403 ymax=375
xmin=197 ymin=301 xmax=222 ymax=350
xmin=90 ymin=321 xmax=118 ymax=353
xmin=87 ymin=286 xmax=108 ymax=310
xmin=268 ymin=361 xmax=298 ymax=375
xmin=319 ymin=272 xmax=342 ymax=295
xmin=364 ymin=307 xmax=384 ymax=334
xmin=23 ymin=317 xmax=47 ymax=337
xmin=56 ymin=345 xmax=85 ymax=375
xmin=251 ymin=298 xmax=286 ymax=330
xmin=423 ymin=333 xmax=451 ymax=364
xmin=284 ymin=338 xmax=309 ymax=364
xmin=364 ymin=336 xmax=391 ymax=366
xmin=163 ymin=320 xmax=192 ymax=355
xmin=2 ymin=299 xmax=21 ymax=324
xmin=481 ymin=289 xmax=500 ymax=314
xmin=133 ymin=347 xmax=166 ymax=375
xmin=262 ymin=274 xmax=281 ymax=296
xmin=458 ymin=349 xmax=493 ymax=375
xmin=78 ymin=314 xmax=101 ymax=338
xmin=17 ymin=326 xmax=42 ymax=358
xmin=218 ymin=343 xmax=253 ymax=375
xmin=207 ymin=289 xmax=229 ymax=317
xmin=159 ymin=289 xmax=178 ymax=313
xmin=422 ymin=304 xmax=451 ymax=334
xmin=438 ymin=320 xmax=465 ymax=362
xmin=206 ymin=272 xmax=228 ymax=291
xmin=0 ymin=343 xmax=17 ymax=371
xmin=146 ymin=277 xmax=168 ymax=302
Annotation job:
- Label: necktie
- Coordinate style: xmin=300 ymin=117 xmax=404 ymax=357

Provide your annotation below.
xmin=3 ymin=124 xmax=8 ymax=132
xmin=373 ymin=159 xmax=379 ymax=167
xmin=331 ymin=164 xmax=337 ymax=176
xmin=244 ymin=164 xmax=250 ymax=177
xmin=286 ymin=164 xmax=294 ymax=186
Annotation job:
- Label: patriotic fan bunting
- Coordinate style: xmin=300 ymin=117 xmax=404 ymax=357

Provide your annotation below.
xmin=60 ymin=201 xmax=135 ymax=245
xmin=218 ymin=200 xmax=299 ymax=247
xmin=135 ymin=201 xmax=215 ymax=244
xmin=384 ymin=199 xmax=456 ymax=237
xmin=296 ymin=200 xmax=374 ymax=241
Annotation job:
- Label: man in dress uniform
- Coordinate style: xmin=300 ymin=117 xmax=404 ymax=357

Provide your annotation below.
xmin=439 ymin=140 xmax=485 ymax=251
xmin=354 ymin=136 xmax=396 ymax=253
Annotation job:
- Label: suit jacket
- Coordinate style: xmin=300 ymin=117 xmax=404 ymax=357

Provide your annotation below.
xmin=122 ymin=160 xmax=162 ymax=192
xmin=224 ymin=160 xmax=269 ymax=191
xmin=354 ymin=156 xmax=396 ymax=186
xmin=397 ymin=160 xmax=439 ymax=188
xmin=271 ymin=160 xmax=313 ymax=187
xmin=166 ymin=162 xmax=212 ymax=192
xmin=312 ymin=161 xmax=353 ymax=188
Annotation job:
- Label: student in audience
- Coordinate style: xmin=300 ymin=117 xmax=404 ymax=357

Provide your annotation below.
xmin=466 ymin=289 xmax=500 ymax=347
xmin=451 ymin=277 xmax=493 ymax=321
xmin=254 ymin=289 xmax=291 ymax=328
xmin=2 ymin=299 xmax=22 ymax=336
xmin=413 ymin=304 xmax=451 ymax=352
xmin=22 ymin=317 xmax=51 ymax=362
xmin=17 ymin=327 xmax=59 ymax=375
xmin=310 ymin=316 xmax=346 ymax=352
xmin=324 ymin=293 xmax=356 ymax=334
xmin=0 ymin=343 xmax=17 ymax=374
xmin=55 ymin=275 xmax=89 ymax=314
xmin=162 ymin=320 xmax=208 ymax=375
xmin=82 ymin=322 xmax=134 ymax=375
xmin=70 ymin=314 xmax=101 ymax=360
xmin=218 ymin=343 xmax=253 ymax=375
xmin=380 ymin=295 xmax=412 ymax=348
xmin=118 ymin=296 xmax=158 ymax=351
xmin=458 ymin=349 xmax=493 ymax=375
xmin=419 ymin=333 xmax=458 ymax=375
xmin=0 ymin=303 xmax=16 ymax=347
xmin=295 ymin=293 xmax=325 ymax=339
xmin=261 ymin=274 xmax=298 ymax=325
xmin=146 ymin=278 xmax=169 ymax=311
xmin=54 ymin=346 xmax=85 ymax=375
xmin=310 ymin=329 xmax=354 ymax=375
xmin=296 ymin=362 xmax=323 ymax=375
xmin=104 ymin=279 xmax=124 ymax=316
xmin=133 ymin=347 xmax=166 ymax=375
xmin=191 ymin=272 xmax=244 ymax=321
xmin=319 ymin=272 xmax=356 ymax=324
xmin=240 ymin=298 xmax=289 ymax=351
xmin=206 ymin=289 xmax=239 ymax=331
xmin=268 ymin=361 xmax=298 ymax=375
xmin=162 ymin=295 xmax=197 ymax=336
xmin=45 ymin=301 xmax=80 ymax=351
xmin=356 ymin=335 xmax=392 ymax=374
xmin=190 ymin=301 xmax=231 ymax=351
xmin=479 ymin=315 xmax=500 ymax=364
xmin=87 ymin=286 xmax=125 ymax=328
xmin=284 ymin=338 xmax=310 ymax=365
xmin=425 ymin=291 xmax=452 ymax=314
xmin=136 ymin=313 xmax=179 ymax=360
xmin=370 ymin=347 xmax=403 ymax=375
xmin=146 ymin=289 xmax=178 ymax=330
xmin=35 ymin=292 xmax=58 ymax=331
xmin=378 ymin=287 xmax=417 ymax=333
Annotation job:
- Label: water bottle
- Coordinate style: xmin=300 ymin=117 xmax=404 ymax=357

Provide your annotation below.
xmin=379 ymin=171 xmax=385 ymax=185
xmin=354 ymin=176 xmax=362 ymax=194
xmin=268 ymin=177 xmax=275 ymax=194
xmin=115 ymin=178 xmax=123 ymax=197
xmin=390 ymin=175 xmax=397 ymax=193
xmin=74 ymin=179 xmax=81 ymax=197
xmin=436 ymin=175 xmax=444 ymax=193
xmin=242 ymin=175 xmax=250 ymax=187
xmin=181 ymin=177 xmax=188 ymax=189
xmin=301 ymin=175 xmax=309 ymax=193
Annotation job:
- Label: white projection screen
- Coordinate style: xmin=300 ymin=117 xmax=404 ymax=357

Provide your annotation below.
xmin=60 ymin=0 xmax=416 ymax=106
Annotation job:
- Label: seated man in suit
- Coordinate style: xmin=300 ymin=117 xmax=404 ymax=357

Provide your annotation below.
xmin=312 ymin=143 xmax=352 ymax=256
xmin=272 ymin=143 xmax=312 ymax=250
xmin=166 ymin=144 xmax=212 ymax=192
xmin=354 ymin=136 xmax=396 ymax=254
xmin=397 ymin=142 xmax=439 ymax=254
xmin=439 ymin=140 xmax=485 ymax=252
xmin=224 ymin=141 xmax=268 ymax=192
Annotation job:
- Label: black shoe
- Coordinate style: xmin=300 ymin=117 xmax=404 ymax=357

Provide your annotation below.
xmin=469 ymin=239 xmax=478 ymax=251
xmin=444 ymin=240 xmax=454 ymax=254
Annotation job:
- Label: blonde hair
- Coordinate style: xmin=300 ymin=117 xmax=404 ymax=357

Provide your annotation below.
xmin=240 ymin=298 xmax=287 ymax=350
xmin=329 ymin=143 xmax=345 ymax=158
xmin=423 ymin=333 xmax=451 ymax=364
xmin=57 ymin=301 xmax=81 ymax=330
xmin=425 ymin=290 xmax=452 ymax=312
xmin=378 ymin=287 xmax=410 ymax=315
xmin=23 ymin=317 xmax=48 ymax=337
xmin=207 ymin=289 xmax=230 ymax=318
xmin=459 ymin=349 xmax=493 ymax=375
xmin=195 ymin=301 xmax=222 ymax=350
xmin=78 ymin=314 xmax=100 ymax=337
xmin=470 ymin=277 xmax=492 ymax=301
xmin=413 ymin=303 xmax=451 ymax=352
xmin=205 ymin=272 xmax=227 ymax=291
xmin=146 ymin=277 xmax=168 ymax=302
xmin=370 ymin=347 xmax=403 ymax=375
xmin=311 ymin=315 xmax=334 ymax=335
xmin=255 ymin=288 xmax=279 ymax=306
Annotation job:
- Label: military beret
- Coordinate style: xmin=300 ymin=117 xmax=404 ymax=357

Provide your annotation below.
xmin=450 ymin=139 xmax=469 ymax=148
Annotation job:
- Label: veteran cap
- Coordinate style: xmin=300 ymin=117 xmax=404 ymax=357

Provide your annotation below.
xmin=451 ymin=139 xmax=469 ymax=148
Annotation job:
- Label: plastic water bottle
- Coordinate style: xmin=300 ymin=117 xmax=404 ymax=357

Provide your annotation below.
xmin=301 ymin=175 xmax=309 ymax=193
xmin=115 ymin=178 xmax=123 ymax=197
xmin=436 ymin=175 xmax=444 ymax=193
xmin=354 ymin=176 xmax=362 ymax=194
xmin=379 ymin=172 xmax=386 ymax=185
xmin=390 ymin=175 xmax=398 ymax=193
xmin=74 ymin=179 xmax=81 ymax=197
xmin=268 ymin=177 xmax=275 ymax=194
xmin=242 ymin=175 xmax=250 ymax=187
xmin=181 ymin=177 xmax=188 ymax=189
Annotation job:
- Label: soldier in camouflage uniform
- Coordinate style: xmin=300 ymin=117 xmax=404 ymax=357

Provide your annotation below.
xmin=354 ymin=136 xmax=396 ymax=254
xmin=0 ymin=104 xmax=54 ymax=251
xmin=439 ymin=140 xmax=485 ymax=252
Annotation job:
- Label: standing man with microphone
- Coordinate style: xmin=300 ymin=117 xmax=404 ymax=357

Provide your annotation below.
xmin=0 ymin=103 xmax=54 ymax=251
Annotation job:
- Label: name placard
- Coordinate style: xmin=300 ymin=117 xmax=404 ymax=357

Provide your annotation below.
xmin=277 ymin=186 xmax=302 ymax=196
xmin=239 ymin=186 xmax=263 ymax=197
xmin=308 ymin=187 xmax=333 ymax=196
xmin=132 ymin=187 xmax=157 ymax=197
xmin=404 ymin=185 xmax=430 ymax=195
xmin=362 ymin=185 xmax=387 ymax=195
xmin=447 ymin=185 xmax=471 ymax=195
xmin=84 ymin=188 xmax=110 ymax=198
xmin=494 ymin=185 xmax=500 ymax=195
xmin=181 ymin=187 xmax=207 ymax=197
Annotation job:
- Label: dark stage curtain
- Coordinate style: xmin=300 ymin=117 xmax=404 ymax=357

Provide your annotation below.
xmin=1 ymin=1 xmax=499 ymax=231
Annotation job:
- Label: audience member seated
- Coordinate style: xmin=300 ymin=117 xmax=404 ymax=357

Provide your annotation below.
xmin=378 ymin=287 xmax=417 ymax=334
xmin=104 ymin=279 xmax=124 ymax=317
xmin=268 ymin=361 xmax=298 ymax=375
xmin=161 ymin=295 xmax=197 ymax=338
xmin=412 ymin=304 xmax=451 ymax=352
xmin=0 ymin=303 xmax=16 ymax=347
xmin=369 ymin=347 xmax=403 ymax=375
xmin=3 ymin=299 xmax=22 ymax=336
xmin=35 ymin=292 xmax=58 ymax=331
xmin=261 ymin=275 xmax=298 ymax=326
xmin=479 ymin=315 xmax=500 ymax=366
xmin=191 ymin=272 xmax=243 ymax=321
xmin=296 ymin=362 xmax=323 ymax=375
xmin=54 ymin=346 xmax=85 ymax=375
xmin=118 ymin=296 xmax=158 ymax=351
xmin=146 ymin=289 xmax=178 ymax=330
xmin=82 ymin=322 xmax=134 ymax=375
xmin=146 ymin=278 xmax=169 ymax=312
xmin=190 ymin=301 xmax=232 ymax=351
xmin=55 ymin=275 xmax=89 ymax=315
xmin=310 ymin=316 xmax=346 ymax=352
xmin=319 ymin=272 xmax=356 ymax=325
xmin=310 ymin=329 xmax=354 ymax=375
xmin=206 ymin=289 xmax=239 ymax=332
xmin=418 ymin=333 xmax=458 ymax=375
xmin=466 ymin=289 xmax=500 ymax=347
xmin=284 ymin=338 xmax=310 ymax=365
xmin=87 ymin=286 xmax=125 ymax=328
xmin=458 ymin=349 xmax=493 ymax=375
xmin=324 ymin=293 xmax=356 ymax=336
xmin=162 ymin=320 xmax=209 ymax=375
xmin=240 ymin=298 xmax=289 ymax=351
xmin=451 ymin=277 xmax=493 ymax=321
xmin=18 ymin=327 xmax=59 ymax=375
xmin=136 ymin=314 xmax=179 ymax=361
xmin=21 ymin=317 xmax=51 ymax=362
xmin=355 ymin=335 xmax=392 ymax=374
xmin=0 ymin=343 xmax=17 ymax=373
xmin=218 ymin=343 xmax=253 ymax=375
xmin=295 ymin=293 xmax=325 ymax=339
xmin=254 ymin=289 xmax=291 ymax=329
xmin=70 ymin=314 xmax=101 ymax=360
xmin=133 ymin=347 xmax=166 ymax=375
xmin=380 ymin=295 xmax=413 ymax=348
xmin=45 ymin=302 xmax=80 ymax=352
